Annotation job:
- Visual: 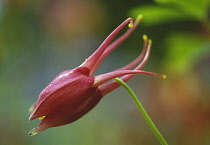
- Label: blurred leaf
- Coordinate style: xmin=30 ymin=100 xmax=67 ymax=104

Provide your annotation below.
xmin=155 ymin=0 xmax=210 ymax=22
xmin=164 ymin=32 xmax=210 ymax=73
xmin=130 ymin=5 xmax=192 ymax=26
xmin=130 ymin=0 xmax=210 ymax=26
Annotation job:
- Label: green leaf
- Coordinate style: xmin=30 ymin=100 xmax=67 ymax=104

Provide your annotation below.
xmin=164 ymin=32 xmax=210 ymax=73
xmin=129 ymin=5 xmax=193 ymax=26
xmin=155 ymin=0 xmax=210 ymax=22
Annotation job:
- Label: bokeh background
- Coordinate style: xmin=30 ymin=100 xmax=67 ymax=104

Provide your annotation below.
xmin=1 ymin=0 xmax=210 ymax=145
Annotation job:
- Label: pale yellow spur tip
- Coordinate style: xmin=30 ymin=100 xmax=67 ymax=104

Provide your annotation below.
xmin=148 ymin=39 xmax=152 ymax=44
xmin=162 ymin=74 xmax=167 ymax=79
xmin=128 ymin=21 xmax=134 ymax=28
xmin=137 ymin=14 xmax=143 ymax=20
xmin=143 ymin=34 xmax=148 ymax=41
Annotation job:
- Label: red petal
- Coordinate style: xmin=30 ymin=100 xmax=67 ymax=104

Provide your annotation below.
xmin=29 ymin=69 xmax=73 ymax=113
xmin=29 ymin=88 xmax=102 ymax=135
xmin=29 ymin=67 xmax=94 ymax=120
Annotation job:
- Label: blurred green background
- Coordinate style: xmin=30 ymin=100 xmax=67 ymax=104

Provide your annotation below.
xmin=1 ymin=0 xmax=210 ymax=145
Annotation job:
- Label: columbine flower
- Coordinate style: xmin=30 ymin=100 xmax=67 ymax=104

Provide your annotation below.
xmin=28 ymin=15 xmax=165 ymax=136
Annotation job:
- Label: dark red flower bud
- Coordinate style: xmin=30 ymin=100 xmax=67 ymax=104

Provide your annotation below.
xmin=28 ymin=15 xmax=165 ymax=136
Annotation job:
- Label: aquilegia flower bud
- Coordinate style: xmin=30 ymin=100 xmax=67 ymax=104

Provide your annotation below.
xmin=28 ymin=15 xmax=165 ymax=136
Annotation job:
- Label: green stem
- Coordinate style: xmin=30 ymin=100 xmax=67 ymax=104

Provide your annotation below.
xmin=113 ymin=78 xmax=168 ymax=145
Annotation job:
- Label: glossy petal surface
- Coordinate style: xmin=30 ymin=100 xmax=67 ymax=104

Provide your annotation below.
xmin=29 ymin=67 xmax=95 ymax=121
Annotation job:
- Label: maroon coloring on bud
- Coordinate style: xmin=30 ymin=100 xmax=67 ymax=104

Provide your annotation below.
xmin=28 ymin=16 xmax=164 ymax=136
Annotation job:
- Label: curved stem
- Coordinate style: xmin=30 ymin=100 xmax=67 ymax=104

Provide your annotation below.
xmin=113 ymin=78 xmax=168 ymax=145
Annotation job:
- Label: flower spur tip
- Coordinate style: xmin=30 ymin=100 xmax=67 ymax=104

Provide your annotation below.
xmin=142 ymin=34 xmax=148 ymax=41
xmin=128 ymin=15 xmax=142 ymax=28
xmin=162 ymin=74 xmax=167 ymax=79
xmin=148 ymin=39 xmax=152 ymax=44
xmin=128 ymin=18 xmax=134 ymax=28
xmin=128 ymin=21 xmax=133 ymax=28
xmin=28 ymin=128 xmax=39 ymax=136
xmin=137 ymin=14 xmax=143 ymax=20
